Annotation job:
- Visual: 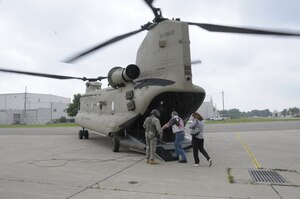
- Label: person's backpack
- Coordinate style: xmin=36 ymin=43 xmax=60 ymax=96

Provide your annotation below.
xmin=174 ymin=117 xmax=181 ymax=127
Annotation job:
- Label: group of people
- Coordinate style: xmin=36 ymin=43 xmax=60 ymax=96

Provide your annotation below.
xmin=143 ymin=109 xmax=212 ymax=167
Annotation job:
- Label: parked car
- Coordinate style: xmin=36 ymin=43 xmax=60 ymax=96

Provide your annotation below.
xmin=209 ymin=117 xmax=224 ymax=121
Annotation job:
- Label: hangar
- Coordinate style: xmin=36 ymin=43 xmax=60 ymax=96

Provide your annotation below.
xmin=0 ymin=93 xmax=70 ymax=125
xmin=198 ymin=98 xmax=221 ymax=119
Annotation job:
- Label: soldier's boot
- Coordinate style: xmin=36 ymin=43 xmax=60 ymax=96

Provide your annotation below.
xmin=149 ymin=159 xmax=159 ymax=165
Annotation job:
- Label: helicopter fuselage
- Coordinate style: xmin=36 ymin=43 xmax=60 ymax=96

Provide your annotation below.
xmin=75 ymin=19 xmax=206 ymax=143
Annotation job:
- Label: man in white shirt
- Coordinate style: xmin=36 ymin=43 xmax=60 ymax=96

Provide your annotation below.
xmin=162 ymin=111 xmax=187 ymax=163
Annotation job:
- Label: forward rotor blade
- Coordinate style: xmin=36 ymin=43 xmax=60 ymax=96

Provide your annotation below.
xmin=64 ymin=28 xmax=146 ymax=63
xmin=0 ymin=68 xmax=84 ymax=80
xmin=0 ymin=68 xmax=107 ymax=81
xmin=188 ymin=22 xmax=300 ymax=36
xmin=191 ymin=60 xmax=202 ymax=65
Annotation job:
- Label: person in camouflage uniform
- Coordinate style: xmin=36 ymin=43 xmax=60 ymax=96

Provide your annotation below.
xmin=143 ymin=109 xmax=162 ymax=164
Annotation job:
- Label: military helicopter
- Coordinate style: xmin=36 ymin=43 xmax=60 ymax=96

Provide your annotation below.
xmin=1 ymin=0 xmax=300 ymax=160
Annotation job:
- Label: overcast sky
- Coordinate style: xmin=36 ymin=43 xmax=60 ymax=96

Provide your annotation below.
xmin=0 ymin=0 xmax=299 ymax=112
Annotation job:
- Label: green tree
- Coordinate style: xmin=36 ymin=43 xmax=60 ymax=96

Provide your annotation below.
xmin=66 ymin=94 xmax=81 ymax=117
xmin=281 ymin=109 xmax=288 ymax=117
xmin=281 ymin=107 xmax=300 ymax=116
xmin=289 ymin=107 xmax=300 ymax=115
xmin=247 ymin=109 xmax=271 ymax=117
xmin=227 ymin=108 xmax=241 ymax=119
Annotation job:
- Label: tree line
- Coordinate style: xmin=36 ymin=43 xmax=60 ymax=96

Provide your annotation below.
xmin=219 ymin=107 xmax=300 ymax=119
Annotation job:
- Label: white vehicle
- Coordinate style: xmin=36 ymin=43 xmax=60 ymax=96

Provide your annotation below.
xmin=209 ymin=117 xmax=224 ymax=121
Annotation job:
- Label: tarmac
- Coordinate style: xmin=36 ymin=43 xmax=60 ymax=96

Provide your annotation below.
xmin=0 ymin=121 xmax=299 ymax=199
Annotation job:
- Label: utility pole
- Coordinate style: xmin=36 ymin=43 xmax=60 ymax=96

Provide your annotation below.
xmin=221 ymin=91 xmax=225 ymax=117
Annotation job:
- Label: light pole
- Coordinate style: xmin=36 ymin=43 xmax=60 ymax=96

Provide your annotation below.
xmin=221 ymin=91 xmax=225 ymax=118
xmin=222 ymin=91 xmax=224 ymax=113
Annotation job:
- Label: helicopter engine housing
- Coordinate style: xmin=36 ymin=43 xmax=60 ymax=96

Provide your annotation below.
xmin=108 ymin=64 xmax=140 ymax=88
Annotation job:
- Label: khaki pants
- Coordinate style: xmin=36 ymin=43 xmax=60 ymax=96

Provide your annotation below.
xmin=145 ymin=132 xmax=157 ymax=160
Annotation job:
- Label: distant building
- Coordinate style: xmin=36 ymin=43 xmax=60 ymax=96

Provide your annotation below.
xmin=0 ymin=93 xmax=70 ymax=124
xmin=272 ymin=110 xmax=281 ymax=117
xmin=197 ymin=98 xmax=220 ymax=119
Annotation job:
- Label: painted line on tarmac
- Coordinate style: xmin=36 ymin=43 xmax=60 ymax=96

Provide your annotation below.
xmin=237 ymin=133 xmax=261 ymax=169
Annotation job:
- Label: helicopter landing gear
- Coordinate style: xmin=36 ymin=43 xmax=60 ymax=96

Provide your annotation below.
xmin=78 ymin=129 xmax=89 ymax=139
xmin=112 ymin=136 xmax=120 ymax=152
xmin=83 ymin=130 xmax=89 ymax=139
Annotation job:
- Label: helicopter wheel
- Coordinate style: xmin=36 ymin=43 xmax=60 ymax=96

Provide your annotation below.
xmin=83 ymin=130 xmax=89 ymax=139
xmin=112 ymin=137 xmax=120 ymax=152
xmin=78 ymin=130 xmax=84 ymax=139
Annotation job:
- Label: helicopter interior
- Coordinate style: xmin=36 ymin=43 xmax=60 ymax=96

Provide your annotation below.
xmin=120 ymin=91 xmax=205 ymax=142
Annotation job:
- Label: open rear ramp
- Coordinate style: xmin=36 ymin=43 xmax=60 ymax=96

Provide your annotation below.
xmin=120 ymin=134 xmax=192 ymax=161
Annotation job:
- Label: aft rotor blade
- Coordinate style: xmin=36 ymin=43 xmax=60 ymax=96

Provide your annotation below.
xmin=144 ymin=0 xmax=154 ymax=8
xmin=64 ymin=28 xmax=146 ymax=63
xmin=188 ymin=22 xmax=300 ymax=36
xmin=144 ymin=0 xmax=160 ymax=18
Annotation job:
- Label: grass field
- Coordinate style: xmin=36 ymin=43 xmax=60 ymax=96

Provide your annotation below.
xmin=205 ymin=117 xmax=300 ymax=124
xmin=0 ymin=123 xmax=78 ymax=128
xmin=0 ymin=117 xmax=299 ymax=128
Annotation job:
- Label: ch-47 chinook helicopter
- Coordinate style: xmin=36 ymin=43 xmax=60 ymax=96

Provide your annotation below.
xmin=1 ymin=0 xmax=300 ymax=160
